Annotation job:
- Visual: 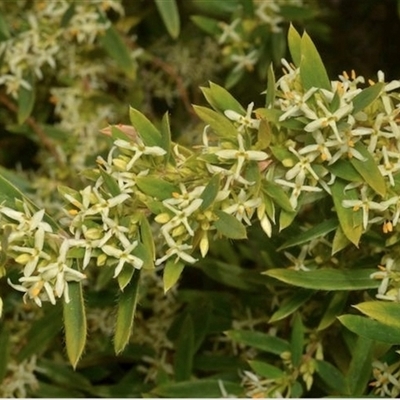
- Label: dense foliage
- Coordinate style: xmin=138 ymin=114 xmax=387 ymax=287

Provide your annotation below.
xmin=1 ymin=0 xmax=400 ymax=398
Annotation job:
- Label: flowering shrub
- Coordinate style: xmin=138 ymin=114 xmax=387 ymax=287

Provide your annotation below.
xmin=1 ymin=1 xmax=400 ymax=398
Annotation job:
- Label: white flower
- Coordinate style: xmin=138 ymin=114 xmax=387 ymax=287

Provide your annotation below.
xmin=155 ymin=233 xmax=197 ymax=266
xmin=102 ymin=240 xmax=143 ymax=278
xmin=223 ymin=189 xmax=261 ymax=226
xmin=275 ymin=178 xmax=322 ymax=209
xmin=216 ymin=134 xmax=268 ymax=180
xmin=217 ymin=18 xmax=241 ymax=44
xmin=230 ymin=50 xmax=258 ymax=73
xmin=224 ymin=102 xmax=260 ymax=132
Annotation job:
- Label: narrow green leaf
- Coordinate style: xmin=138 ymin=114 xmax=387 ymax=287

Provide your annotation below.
xmin=17 ymin=75 xmax=35 ymax=124
xmin=163 ymin=259 xmax=185 ymax=293
xmin=345 ymin=336 xmax=373 ymax=396
xmin=160 ymin=112 xmax=172 ymax=165
xmin=264 ymin=268 xmax=379 ymax=290
xmin=331 ymin=179 xmax=363 ymax=246
xmin=0 ymin=327 xmax=10 ymax=382
xmin=248 ymin=361 xmax=284 ymax=379
xmin=350 ymin=141 xmax=386 ymax=196
xmin=300 ymin=31 xmax=331 ymax=91
xmin=279 ymin=219 xmax=338 ymax=250
xmin=151 ymin=380 xmax=243 ymax=398
xmin=265 ymin=63 xmax=276 ymax=108
xmin=193 ymin=105 xmax=237 ymax=138
xmin=339 ymin=314 xmax=400 ymax=344
xmin=174 ymin=314 xmax=195 ymax=381
xmin=202 ymin=82 xmax=245 ymax=115
xmin=317 ymin=291 xmax=348 ymax=331
xmin=190 ymin=15 xmax=220 ymax=36
xmin=290 ymin=314 xmax=304 ymax=367
xmin=263 ymin=180 xmax=293 ymax=212
xmin=214 ymin=210 xmax=247 ymax=239
xmin=117 ymin=263 xmax=136 ymax=291
xmin=129 ymin=107 xmax=162 ymax=147
xmin=99 ymin=19 xmax=134 ymax=75
xmin=0 ymin=13 xmax=10 ymax=41
xmin=63 ymin=279 xmax=86 ymax=368
xmin=315 ymin=360 xmax=346 ymax=393
xmin=331 ymin=225 xmax=351 ymax=254
xmin=325 ymin=160 xmax=362 ymax=182
xmin=99 ymin=169 xmax=121 ymax=197
xmin=135 ymin=176 xmax=178 ymax=200
xmin=155 ymin=0 xmax=180 ymax=39
xmin=225 ymin=330 xmax=290 ymax=355
xmin=287 ymin=24 xmax=302 ymax=66
xmin=354 ymin=301 xmax=400 ymax=329
xmin=279 ymin=209 xmax=297 ymax=231
xmin=60 ymin=3 xmax=75 ymax=27
xmin=114 ymin=269 xmax=141 ymax=354
xmin=269 ymin=289 xmax=314 ymax=323
xmin=200 ymin=174 xmax=221 ymax=211
xmin=140 ymin=213 xmax=155 ymax=262
xmin=256 ymin=108 xmax=305 ymax=130
xmin=352 ymin=82 xmax=385 ymax=114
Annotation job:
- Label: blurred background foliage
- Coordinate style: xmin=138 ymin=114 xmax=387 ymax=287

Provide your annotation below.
xmin=1 ymin=0 xmax=400 ymax=398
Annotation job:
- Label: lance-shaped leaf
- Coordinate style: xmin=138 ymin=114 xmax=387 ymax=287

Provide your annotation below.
xmin=193 ymin=105 xmax=237 ymax=138
xmin=201 ymin=82 xmax=245 ymax=115
xmin=160 ymin=112 xmax=173 ymax=165
xmin=63 ymin=279 xmax=86 ymax=368
xmin=99 ymin=18 xmax=134 ymax=76
xmin=300 ymin=31 xmax=331 ymax=91
xmin=317 ymin=291 xmax=348 ymax=331
xmin=290 ymin=314 xmax=305 ymax=368
xmin=279 ymin=219 xmax=338 ymax=250
xmin=350 ymin=141 xmax=386 ymax=197
xmin=200 ymin=174 xmax=221 ymax=211
xmin=99 ymin=168 xmax=121 ymax=197
xmin=353 ymin=301 xmax=400 ymax=329
xmin=114 ymin=269 xmax=141 ymax=354
xmin=331 ymin=179 xmax=363 ymax=246
xmin=248 ymin=361 xmax=284 ymax=379
xmin=17 ymin=74 xmax=35 ymax=124
xmin=174 ymin=314 xmax=195 ymax=381
xmin=352 ymin=82 xmax=384 ymax=114
xmin=226 ymin=330 xmax=290 ymax=355
xmin=265 ymin=63 xmax=276 ymax=108
xmin=264 ymin=268 xmax=379 ymax=290
xmin=129 ymin=107 xmax=162 ymax=147
xmin=135 ymin=176 xmax=178 ymax=200
xmin=214 ymin=210 xmax=247 ymax=239
xmin=155 ymin=0 xmax=180 ymax=39
xmin=287 ymin=24 xmax=302 ymax=66
xmin=316 ymin=360 xmax=346 ymax=394
xmin=339 ymin=314 xmax=400 ymax=344
xmin=190 ymin=15 xmax=220 ymax=36
xmin=163 ymin=259 xmax=185 ymax=293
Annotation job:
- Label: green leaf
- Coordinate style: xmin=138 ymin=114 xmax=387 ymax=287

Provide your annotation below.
xmin=99 ymin=168 xmax=121 ymax=197
xmin=155 ymin=0 xmax=180 ymax=39
xmin=331 ymin=225 xmax=351 ymax=254
xmin=0 ymin=326 xmax=10 ymax=382
xmin=269 ymin=289 xmax=314 ymax=323
xmin=193 ymin=105 xmax=237 ymax=138
xmin=315 ymin=360 xmax=346 ymax=394
xmin=214 ymin=210 xmax=247 ymax=239
xmin=279 ymin=209 xmax=297 ymax=231
xmin=325 ymin=160 xmax=362 ymax=182
xmin=174 ymin=314 xmax=195 ymax=381
xmin=248 ymin=360 xmax=284 ymax=379
xmin=287 ymin=24 xmax=302 ymax=66
xmin=225 ymin=330 xmax=290 ymax=355
xmin=129 ymin=107 xmax=162 ymax=147
xmin=279 ymin=219 xmax=338 ymax=250
xmin=331 ymin=179 xmax=363 ymax=246
xmin=114 ymin=269 xmax=141 ymax=354
xmin=117 ymin=263 xmax=136 ymax=291
xmin=200 ymin=174 xmax=221 ymax=211
xmin=190 ymin=15 xmax=220 ymax=36
xmin=317 ymin=291 xmax=348 ymax=331
xmin=18 ymin=305 xmax=62 ymax=362
xmin=262 ymin=180 xmax=293 ymax=212
xmin=290 ymin=314 xmax=304 ymax=367
xmin=353 ymin=301 xmax=400 ymax=329
xmin=265 ymin=63 xmax=276 ymax=108
xmin=345 ymin=336 xmax=373 ymax=396
xmin=256 ymin=108 xmax=305 ymax=130
xmin=163 ymin=259 xmax=185 ymax=293
xmin=201 ymin=82 xmax=245 ymax=115
xmin=151 ymin=380 xmax=243 ymax=398
xmin=135 ymin=176 xmax=178 ymax=200
xmin=99 ymin=19 xmax=134 ymax=75
xmin=139 ymin=213 xmax=155 ymax=262
xmin=63 ymin=279 xmax=86 ymax=368
xmin=352 ymin=82 xmax=385 ymax=114
xmin=264 ymin=268 xmax=379 ymax=290
xmin=350 ymin=141 xmax=386 ymax=197
xmin=339 ymin=314 xmax=400 ymax=344
xmin=299 ymin=31 xmax=331 ymax=91
xmin=160 ymin=112 xmax=172 ymax=165
xmin=17 ymin=75 xmax=35 ymax=124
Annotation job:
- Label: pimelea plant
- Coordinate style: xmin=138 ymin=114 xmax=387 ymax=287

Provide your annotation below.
xmin=2 ymin=12 xmax=400 ymax=399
